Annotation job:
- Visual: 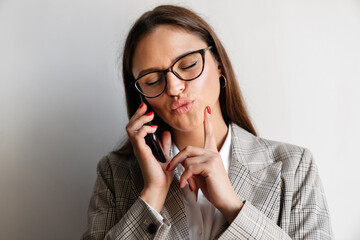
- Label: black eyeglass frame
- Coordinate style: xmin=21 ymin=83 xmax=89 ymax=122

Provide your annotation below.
xmin=131 ymin=46 xmax=213 ymax=98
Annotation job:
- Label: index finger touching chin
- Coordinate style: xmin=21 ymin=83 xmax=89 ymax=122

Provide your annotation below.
xmin=204 ymin=106 xmax=217 ymax=150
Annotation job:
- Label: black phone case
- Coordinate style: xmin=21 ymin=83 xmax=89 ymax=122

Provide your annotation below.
xmin=145 ymin=132 xmax=167 ymax=163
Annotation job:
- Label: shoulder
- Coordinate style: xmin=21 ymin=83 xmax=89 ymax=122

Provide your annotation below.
xmin=96 ymin=151 xmax=140 ymax=178
xmin=230 ymin=123 xmax=313 ymax=174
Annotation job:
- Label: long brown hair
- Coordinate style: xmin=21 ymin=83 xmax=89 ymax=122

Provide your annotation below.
xmin=115 ymin=5 xmax=256 ymax=155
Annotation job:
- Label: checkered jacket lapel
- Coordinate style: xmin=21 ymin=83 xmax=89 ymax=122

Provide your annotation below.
xmin=214 ymin=124 xmax=283 ymax=238
xmin=229 ymin=123 xmax=282 ymax=221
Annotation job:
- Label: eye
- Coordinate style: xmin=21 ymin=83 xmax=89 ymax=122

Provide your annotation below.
xmin=146 ymin=78 xmax=161 ymax=86
xmin=180 ymin=60 xmax=198 ymax=70
xmin=139 ymin=72 xmax=163 ymax=87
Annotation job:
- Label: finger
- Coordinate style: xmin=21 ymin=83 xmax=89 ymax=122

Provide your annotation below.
xmin=179 ymin=162 xmax=207 ymax=188
xmin=159 ymin=132 xmax=197 ymax=190
xmin=166 ymin=145 xmax=204 ymax=171
xmin=132 ymin=125 xmax=158 ymax=151
xmin=126 ymin=111 xmax=155 ymax=135
xmin=187 ymin=176 xmax=197 ymax=192
xmin=128 ymin=102 xmax=148 ymax=125
xmin=204 ymin=106 xmax=217 ymax=150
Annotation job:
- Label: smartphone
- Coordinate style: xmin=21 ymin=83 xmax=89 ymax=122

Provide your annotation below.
xmin=140 ymin=95 xmax=167 ymax=163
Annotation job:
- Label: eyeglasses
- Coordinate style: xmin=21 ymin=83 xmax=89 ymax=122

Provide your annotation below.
xmin=131 ymin=46 xmax=212 ymax=98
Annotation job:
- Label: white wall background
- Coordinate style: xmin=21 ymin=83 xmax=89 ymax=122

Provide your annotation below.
xmin=1 ymin=0 xmax=359 ymax=239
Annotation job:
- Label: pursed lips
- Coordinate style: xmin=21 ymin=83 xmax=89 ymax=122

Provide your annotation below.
xmin=171 ymin=98 xmax=194 ymax=114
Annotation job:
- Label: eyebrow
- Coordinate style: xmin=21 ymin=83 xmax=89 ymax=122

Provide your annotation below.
xmin=135 ymin=48 xmax=201 ymax=79
xmin=136 ymin=67 xmax=162 ymax=79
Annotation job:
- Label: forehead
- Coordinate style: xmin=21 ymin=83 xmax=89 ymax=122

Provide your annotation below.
xmin=132 ymin=25 xmax=207 ymax=77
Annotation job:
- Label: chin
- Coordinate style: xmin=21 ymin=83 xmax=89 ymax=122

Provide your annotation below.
xmin=167 ymin=115 xmax=203 ymax=132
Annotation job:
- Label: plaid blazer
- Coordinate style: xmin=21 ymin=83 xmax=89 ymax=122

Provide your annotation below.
xmin=81 ymin=123 xmax=333 ymax=239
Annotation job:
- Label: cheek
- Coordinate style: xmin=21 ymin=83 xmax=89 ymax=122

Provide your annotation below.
xmin=146 ymin=97 xmax=170 ymax=122
xmin=192 ymin=65 xmax=221 ymax=101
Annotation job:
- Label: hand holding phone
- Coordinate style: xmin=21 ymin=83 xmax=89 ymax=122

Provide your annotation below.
xmin=145 ymin=129 xmax=167 ymax=163
xmin=140 ymin=95 xmax=167 ymax=163
xmin=126 ymin=98 xmax=174 ymax=213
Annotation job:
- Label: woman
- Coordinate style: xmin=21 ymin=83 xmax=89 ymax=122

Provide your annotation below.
xmin=82 ymin=5 xmax=333 ymax=239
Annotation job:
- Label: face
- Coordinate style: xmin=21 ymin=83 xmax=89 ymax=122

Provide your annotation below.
xmin=132 ymin=25 xmax=222 ymax=132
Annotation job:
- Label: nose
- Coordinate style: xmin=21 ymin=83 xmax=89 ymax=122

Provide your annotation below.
xmin=165 ymin=72 xmax=185 ymax=96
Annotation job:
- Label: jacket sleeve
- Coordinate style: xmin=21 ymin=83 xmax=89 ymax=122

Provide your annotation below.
xmin=288 ymin=149 xmax=333 ymax=239
xmin=81 ymin=157 xmax=171 ymax=240
xmin=219 ymin=149 xmax=333 ymax=240
xmin=218 ymin=201 xmax=291 ymax=239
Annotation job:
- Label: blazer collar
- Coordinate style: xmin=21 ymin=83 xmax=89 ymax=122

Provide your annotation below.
xmin=230 ymin=123 xmax=276 ymax=173
xmin=214 ymin=124 xmax=283 ymax=237
xmin=229 ymin=123 xmax=282 ymax=216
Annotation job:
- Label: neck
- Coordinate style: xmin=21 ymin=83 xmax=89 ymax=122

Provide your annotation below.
xmin=172 ymin=109 xmax=228 ymax=151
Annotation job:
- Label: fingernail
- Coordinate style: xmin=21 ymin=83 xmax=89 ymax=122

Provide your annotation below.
xmin=146 ymin=111 xmax=153 ymax=116
xmin=139 ymin=102 xmax=144 ymax=108
xmin=206 ymin=106 xmax=211 ymax=114
xmin=150 ymin=125 xmax=158 ymax=128
xmin=165 ymin=164 xmax=170 ymax=171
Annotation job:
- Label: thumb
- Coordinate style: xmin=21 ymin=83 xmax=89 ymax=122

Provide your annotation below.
xmin=160 ymin=131 xmax=172 ymax=160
